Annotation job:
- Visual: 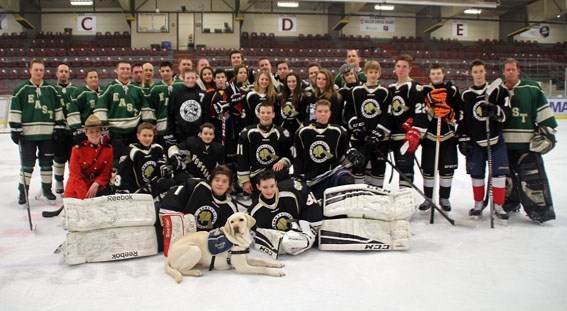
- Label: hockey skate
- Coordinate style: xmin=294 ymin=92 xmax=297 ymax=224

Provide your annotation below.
xmin=35 ymin=188 xmax=57 ymax=205
xmin=493 ymin=204 xmax=509 ymax=223
xmin=55 ymin=181 xmax=64 ymax=194
xmin=440 ymin=198 xmax=451 ymax=212
xmin=418 ymin=200 xmax=433 ymax=214
xmin=18 ymin=188 xmax=28 ymax=205
xmin=468 ymin=201 xmax=485 ymax=219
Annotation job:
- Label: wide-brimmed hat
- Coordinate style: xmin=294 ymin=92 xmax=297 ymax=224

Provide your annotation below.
xmin=84 ymin=114 xmax=103 ymax=128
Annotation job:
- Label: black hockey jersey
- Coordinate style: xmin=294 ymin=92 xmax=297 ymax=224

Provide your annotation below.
xmin=171 ymin=136 xmax=225 ymax=180
xmin=166 ymin=85 xmax=207 ymax=142
xmin=379 ymin=80 xmax=425 ymax=141
xmin=344 ymin=84 xmax=389 ymax=136
xmin=160 ymin=178 xmax=238 ymax=231
xmin=415 ymin=81 xmax=462 ymax=142
xmin=249 ymin=179 xmax=323 ymax=230
xmin=277 ymin=93 xmax=309 ymax=135
xmin=458 ymin=83 xmax=511 ymax=146
xmin=236 ymin=124 xmax=292 ymax=185
xmin=115 ymin=142 xmax=167 ymax=195
xmin=294 ymin=122 xmax=350 ymax=182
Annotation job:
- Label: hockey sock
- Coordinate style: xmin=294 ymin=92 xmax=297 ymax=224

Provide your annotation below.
xmin=472 ymin=178 xmax=485 ymax=202
xmin=492 ymin=176 xmax=506 ymax=206
xmin=53 ymin=161 xmax=65 ymax=182
xmin=439 ymin=176 xmax=452 ymax=199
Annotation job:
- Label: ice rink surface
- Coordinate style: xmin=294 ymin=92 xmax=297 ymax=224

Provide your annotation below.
xmin=1 ymin=121 xmax=566 ymax=311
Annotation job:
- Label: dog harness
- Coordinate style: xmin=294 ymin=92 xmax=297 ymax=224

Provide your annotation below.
xmin=207 ymin=228 xmax=250 ymax=271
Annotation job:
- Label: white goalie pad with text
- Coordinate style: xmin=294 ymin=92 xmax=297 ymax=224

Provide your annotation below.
xmin=323 ymin=185 xmax=415 ymax=221
xmin=64 ymin=194 xmax=156 ymax=232
xmin=160 ymin=210 xmax=197 ymax=257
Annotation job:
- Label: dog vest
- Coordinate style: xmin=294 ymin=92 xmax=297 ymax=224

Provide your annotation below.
xmin=207 ymin=228 xmax=250 ymax=271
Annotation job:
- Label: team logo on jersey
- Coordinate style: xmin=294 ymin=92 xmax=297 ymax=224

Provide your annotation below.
xmin=281 ymin=101 xmax=298 ymax=119
xmin=180 ymin=99 xmax=202 ymax=122
xmin=272 ymin=212 xmax=294 ymax=231
xmin=195 ymin=205 xmax=218 ymax=230
xmin=256 ymin=144 xmax=278 ymax=165
xmin=473 ymin=101 xmax=489 ymax=122
xmin=391 ymin=95 xmax=409 ymax=117
xmin=293 ymin=180 xmax=304 ymax=191
xmin=360 ymin=98 xmax=381 ymax=118
xmin=309 ymin=141 xmax=332 ymax=163
xmin=141 ymin=161 xmax=157 ymax=183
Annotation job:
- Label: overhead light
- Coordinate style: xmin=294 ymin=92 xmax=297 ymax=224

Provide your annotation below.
xmin=375 ymin=4 xmax=395 ymax=11
xmin=368 ymin=1 xmax=498 ymax=9
xmin=277 ymin=1 xmax=299 ymax=8
xmin=70 ymin=0 xmax=93 ymax=5
xmin=464 ymin=9 xmax=482 ymax=14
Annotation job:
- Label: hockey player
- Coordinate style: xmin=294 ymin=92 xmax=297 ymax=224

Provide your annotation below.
xmin=278 ymin=72 xmax=309 ymax=135
xmin=416 ymin=64 xmax=462 ymax=212
xmin=131 ymin=63 xmax=144 ymax=87
xmin=173 ymin=58 xmax=192 ymax=82
xmin=225 ymin=50 xmax=255 ymax=84
xmin=94 ymin=61 xmax=155 ymax=168
xmin=65 ymin=115 xmax=113 ymax=199
xmin=148 ymin=61 xmax=175 ymax=147
xmin=258 ymin=57 xmax=282 ymax=92
xmin=197 ymin=66 xmax=215 ymax=92
xmin=163 ymin=69 xmax=207 ymax=148
xmin=237 ymin=102 xmax=293 ymax=195
xmin=311 ymin=69 xmax=343 ymax=126
xmin=159 ymin=165 xmax=238 ymax=231
xmin=196 ymin=58 xmax=210 ymax=75
xmin=168 ymin=122 xmax=225 ymax=182
xmin=243 ymin=69 xmax=278 ymax=125
xmin=142 ymin=62 xmax=156 ymax=94
xmin=334 ymin=49 xmax=367 ymax=88
xmin=114 ymin=123 xmax=168 ymax=197
xmin=53 ymin=63 xmax=79 ymax=194
xmin=294 ymin=99 xmax=363 ymax=200
xmin=458 ymin=59 xmax=511 ymax=219
xmin=275 ymin=60 xmax=291 ymax=89
xmin=250 ymin=170 xmax=322 ymax=256
xmin=377 ymin=54 xmax=425 ymax=188
xmin=343 ymin=60 xmax=389 ymax=186
xmin=501 ymin=58 xmax=557 ymax=223
xmin=68 ymin=68 xmax=102 ymax=145
xmin=9 ymin=59 xmax=65 ymax=204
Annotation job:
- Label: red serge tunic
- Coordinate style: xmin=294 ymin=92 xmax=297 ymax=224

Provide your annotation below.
xmin=64 ymin=141 xmax=113 ymax=199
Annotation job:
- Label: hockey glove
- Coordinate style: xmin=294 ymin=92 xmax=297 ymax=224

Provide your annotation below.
xmin=479 ymin=102 xmax=503 ymax=121
xmin=100 ymin=128 xmax=110 ymax=145
xmin=230 ymin=93 xmax=242 ymax=106
xmin=433 ymin=102 xmax=452 ymax=118
xmin=281 ymin=220 xmax=317 ymax=256
xmin=529 ymin=126 xmax=557 ymax=154
xmin=72 ymin=129 xmax=86 ymax=145
xmin=402 ymin=117 xmax=414 ymax=132
xmin=458 ymin=135 xmax=473 ymax=157
xmin=345 ymin=148 xmax=366 ymax=170
xmin=52 ymin=125 xmax=66 ymax=143
xmin=365 ymin=128 xmax=384 ymax=152
xmin=426 ymin=88 xmax=448 ymax=107
xmin=163 ymin=133 xmax=177 ymax=148
xmin=350 ymin=118 xmax=366 ymax=141
xmin=403 ymin=128 xmax=421 ymax=154
xmin=167 ymin=154 xmax=185 ymax=172
xmin=11 ymin=127 xmax=23 ymax=145
xmin=213 ymin=101 xmax=230 ymax=115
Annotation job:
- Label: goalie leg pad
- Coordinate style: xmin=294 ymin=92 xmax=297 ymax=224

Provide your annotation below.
xmin=254 ymin=221 xmax=316 ymax=257
xmin=254 ymin=228 xmax=284 ymax=259
xmin=63 ymin=226 xmax=158 ymax=265
xmin=64 ymin=194 xmax=156 ymax=232
xmin=517 ymin=152 xmax=555 ymax=223
xmin=323 ymin=185 xmax=415 ymax=221
xmin=318 ymin=218 xmax=410 ymax=251
xmin=160 ymin=211 xmax=197 ymax=256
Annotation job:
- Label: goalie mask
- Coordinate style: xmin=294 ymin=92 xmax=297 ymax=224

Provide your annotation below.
xmin=529 ymin=126 xmax=556 ymax=155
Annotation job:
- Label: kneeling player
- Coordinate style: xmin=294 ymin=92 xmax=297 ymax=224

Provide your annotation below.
xmin=250 ymin=170 xmax=322 ymax=257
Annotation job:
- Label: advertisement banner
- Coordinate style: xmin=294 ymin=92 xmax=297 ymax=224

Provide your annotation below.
xmin=359 ymin=16 xmax=395 ymax=32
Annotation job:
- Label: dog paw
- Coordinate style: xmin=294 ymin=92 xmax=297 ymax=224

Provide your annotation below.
xmin=273 ymin=261 xmax=285 ymax=268
xmin=272 ymin=270 xmax=285 ymax=277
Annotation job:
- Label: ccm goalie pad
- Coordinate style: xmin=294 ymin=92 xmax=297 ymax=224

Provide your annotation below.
xmin=319 ymin=218 xmax=410 ymax=251
xmin=323 ymin=185 xmax=415 ymax=221
xmin=159 ymin=210 xmax=197 ymax=256
xmin=516 ymin=152 xmax=555 ymax=223
xmin=63 ymin=226 xmax=158 ymax=265
xmin=254 ymin=220 xmax=317 ymax=259
xmin=64 ymin=194 xmax=156 ymax=232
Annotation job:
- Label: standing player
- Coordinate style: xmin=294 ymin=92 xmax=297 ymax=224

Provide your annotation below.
xmin=68 ymin=68 xmax=102 ymax=144
xmin=334 ymin=49 xmax=367 ymax=88
xmin=344 ymin=60 xmax=389 ymax=186
xmin=9 ymin=59 xmax=64 ymax=203
xmin=53 ymin=63 xmax=78 ymax=194
xmin=458 ymin=59 xmax=511 ymax=219
xmin=244 ymin=69 xmax=278 ymax=125
xmin=501 ymin=58 xmax=557 ymax=223
xmin=142 ymin=62 xmax=156 ymax=94
xmin=278 ymin=72 xmax=309 ymax=135
xmin=131 ymin=63 xmax=144 ymax=87
xmin=250 ymin=170 xmax=322 ymax=256
xmin=148 ymin=61 xmax=175 ymax=146
xmin=312 ymin=69 xmax=342 ymax=126
xmin=416 ymin=63 xmax=461 ymax=212
xmin=378 ymin=54 xmax=425 ymax=189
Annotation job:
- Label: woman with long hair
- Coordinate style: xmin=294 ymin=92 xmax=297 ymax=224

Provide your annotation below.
xmin=312 ymin=68 xmax=343 ymax=126
xmin=243 ymin=69 xmax=277 ymax=125
xmin=278 ymin=72 xmax=308 ymax=134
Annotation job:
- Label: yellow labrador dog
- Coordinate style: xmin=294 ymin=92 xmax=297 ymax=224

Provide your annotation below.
xmin=165 ymin=212 xmax=285 ymax=283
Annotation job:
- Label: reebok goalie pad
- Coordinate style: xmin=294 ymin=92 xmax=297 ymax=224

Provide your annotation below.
xmin=64 ymin=194 xmax=156 ymax=232
xmin=160 ymin=210 xmax=197 ymax=256
xmin=63 ymin=226 xmax=158 ymax=265
xmin=323 ymin=185 xmax=415 ymax=221
xmin=318 ymin=218 xmax=410 ymax=251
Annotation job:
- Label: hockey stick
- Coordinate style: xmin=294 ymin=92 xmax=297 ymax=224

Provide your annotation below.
xmin=42 ymin=205 xmax=64 ymax=218
xmin=484 ymin=78 xmax=502 ymax=228
xmin=430 ymin=116 xmax=442 ymax=224
xmin=18 ymin=142 xmax=35 ymax=231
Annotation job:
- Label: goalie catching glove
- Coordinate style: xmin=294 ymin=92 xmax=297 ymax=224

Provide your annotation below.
xmin=254 ymin=220 xmax=317 ymax=258
xmin=529 ymin=126 xmax=556 ymax=154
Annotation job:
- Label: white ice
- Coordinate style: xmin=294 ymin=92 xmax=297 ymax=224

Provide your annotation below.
xmin=1 ymin=121 xmax=566 ymax=311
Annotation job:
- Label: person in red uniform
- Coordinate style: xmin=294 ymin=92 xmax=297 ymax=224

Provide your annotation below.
xmin=64 ymin=114 xmax=113 ymax=199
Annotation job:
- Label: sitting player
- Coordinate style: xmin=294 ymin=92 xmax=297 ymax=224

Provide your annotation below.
xmin=114 ymin=123 xmax=169 ymax=198
xmin=250 ymin=170 xmax=322 ymax=257
xmin=159 ymin=165 xmax=238 ymax=231
xmin=65 ymin=114 xmax=113 ymax=199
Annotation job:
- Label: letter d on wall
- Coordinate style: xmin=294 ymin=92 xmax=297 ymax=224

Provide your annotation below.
xmin=278 ymin=15 xmax=296 ymax=32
